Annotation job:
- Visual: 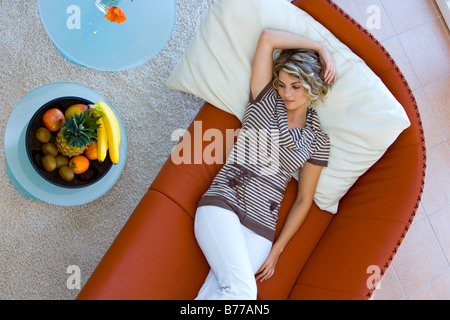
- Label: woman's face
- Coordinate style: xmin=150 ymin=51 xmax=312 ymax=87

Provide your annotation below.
xmin=277 ymin=70 xmax=308 ymax=111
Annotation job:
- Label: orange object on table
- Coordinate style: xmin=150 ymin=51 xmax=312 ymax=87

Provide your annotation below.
xmin=105 ymin=6 xmax=127 ymax=24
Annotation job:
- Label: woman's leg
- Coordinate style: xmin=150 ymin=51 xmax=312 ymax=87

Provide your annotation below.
xmin=242 ymin=224 xmax=272 ymax=275
xmin=194 ymin=205 xmax=271 ymax=300
xmin=194 ymin=205 xmax=255 ymax=299
xmin=195 ymin=269 xmax=218 ymax=299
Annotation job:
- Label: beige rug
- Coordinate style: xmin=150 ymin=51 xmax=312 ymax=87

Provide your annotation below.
xmin=0 ymin=0 xmax=213 ymax=299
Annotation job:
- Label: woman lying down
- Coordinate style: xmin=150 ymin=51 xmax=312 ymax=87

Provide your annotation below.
xmin=194 ymin=29 xmax=337 ymax=300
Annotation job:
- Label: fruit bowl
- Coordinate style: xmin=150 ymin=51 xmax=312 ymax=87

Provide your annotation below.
xmin=26 ymin=96 xmax=113 ymax=188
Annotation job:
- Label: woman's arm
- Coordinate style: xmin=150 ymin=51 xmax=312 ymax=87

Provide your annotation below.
xmin=255 ymin=161 xmax=324 ymax=282
xmin=250 ymin=29 xmax=336 ymax=100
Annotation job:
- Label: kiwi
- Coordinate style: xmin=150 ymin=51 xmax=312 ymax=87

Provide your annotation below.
xmin=42 ymin=142 xmax=58 ymax=157
xmin=42 ymin=155 xmax=57 ymax=172
xmin=36 ymin=127 xmax=52 ymax=143
xmin=59 ymin=166 xmax=75 ymax=182
xmin=55 ymin=155 xmax=69 ymax=168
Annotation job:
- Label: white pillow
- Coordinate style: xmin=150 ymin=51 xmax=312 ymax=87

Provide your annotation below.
xmin=166 ymin=0 xmax=410 ymax=213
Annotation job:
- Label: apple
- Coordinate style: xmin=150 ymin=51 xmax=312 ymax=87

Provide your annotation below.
xmin=65 ymin=104 xmax=88 ymax=121
xmin=42 ymin=108 xmax=65 ymax=132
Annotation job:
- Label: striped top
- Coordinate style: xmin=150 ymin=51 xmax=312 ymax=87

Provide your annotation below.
xmin=198 ymin=82 xmax=330 ymax=241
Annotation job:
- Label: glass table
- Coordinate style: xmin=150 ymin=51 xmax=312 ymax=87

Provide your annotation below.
xmin=4 ymin=82 xmax=128 ymax=206
xmin=38 ymin=0 xmax=176 ymax=71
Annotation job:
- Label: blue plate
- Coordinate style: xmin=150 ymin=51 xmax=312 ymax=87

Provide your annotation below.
xmin=38 ymin=0 xmax=176 ymax=71
xmin=4 ymin=82 xmax=128 ymax=206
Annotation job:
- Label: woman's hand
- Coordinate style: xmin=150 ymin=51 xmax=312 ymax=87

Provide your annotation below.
xmin=255 ymin=245 xmax=283 ymax=282
xmin=318 ymin=44 xmax=337 ymax=84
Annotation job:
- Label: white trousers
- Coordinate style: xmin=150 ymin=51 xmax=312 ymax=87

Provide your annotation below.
xmin=194 ymin=205 xmax=272 ymax=300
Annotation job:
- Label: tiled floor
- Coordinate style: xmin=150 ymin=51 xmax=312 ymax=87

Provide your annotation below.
xmin=332 ymin=0 xmax=450 ymax=300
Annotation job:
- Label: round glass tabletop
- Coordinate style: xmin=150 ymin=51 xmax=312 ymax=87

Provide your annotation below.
xmin=4 ymin=82 xmax=128 ymax=206
xmin=38 ymin=0 xmax=176 ymax=71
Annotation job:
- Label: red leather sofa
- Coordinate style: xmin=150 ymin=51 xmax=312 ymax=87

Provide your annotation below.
xmin=77 ymin=0 xmax=426 ymax=300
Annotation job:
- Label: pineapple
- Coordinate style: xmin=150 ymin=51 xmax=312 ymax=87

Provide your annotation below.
xmin=56 ymin=110 xmax=101 ymax=157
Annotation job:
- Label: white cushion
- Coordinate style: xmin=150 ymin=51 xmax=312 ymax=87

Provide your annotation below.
xmin=166 ymin=0 xmax=410 ymax=213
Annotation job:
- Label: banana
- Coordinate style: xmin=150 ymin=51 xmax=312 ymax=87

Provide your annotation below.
xmin=96 ymin=101 xmax=121 ymax=145
xmin=96 ymin=117 xmax=108 ymax=162
xmin=94 ymin=101 xmax=120 ymax=164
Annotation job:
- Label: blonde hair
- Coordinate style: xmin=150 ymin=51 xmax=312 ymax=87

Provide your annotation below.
xmin=273 ymin=49 xmax=332 ymax=106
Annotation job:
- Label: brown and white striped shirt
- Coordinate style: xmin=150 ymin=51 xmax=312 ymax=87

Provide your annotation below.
xmin=198 ymin=82 xmax=330 ymax=241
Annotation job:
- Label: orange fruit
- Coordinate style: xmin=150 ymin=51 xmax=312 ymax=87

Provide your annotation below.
xmin=69 ymin=155 xmax=90 ymax=174
xmin=84 ymin=140 xmax=98 ymax=160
